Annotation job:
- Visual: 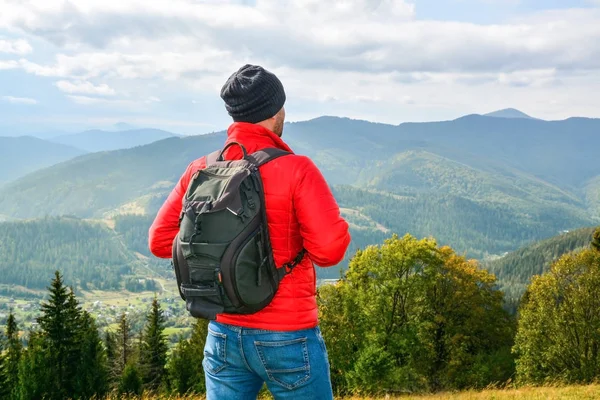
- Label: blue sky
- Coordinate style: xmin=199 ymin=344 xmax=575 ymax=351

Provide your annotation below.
xmin=1 ymin=0 xmax=599 ymax=136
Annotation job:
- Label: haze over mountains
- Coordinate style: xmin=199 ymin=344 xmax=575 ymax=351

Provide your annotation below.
xmin=50 ymin=128 xmax=178 ymax=152
xmin=0 ymin=109 xmax=598 ymax=285
xmin=0 ymin=136 xmax=86 ymax=186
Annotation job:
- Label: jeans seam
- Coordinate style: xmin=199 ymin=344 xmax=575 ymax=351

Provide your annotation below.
xmin=205 ymin=329 xmax=228 ymax=375
xmin=239 ymin=330 xmax=253 ymax=372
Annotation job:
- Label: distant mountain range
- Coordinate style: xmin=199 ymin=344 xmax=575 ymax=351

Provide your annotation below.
xmin=0 ymin=136 xmax=86 ymax=186
xmin=0 ymin=112 xmax=598 ymax=267
xmin=50 ymin=128 xmax=178 ymax=152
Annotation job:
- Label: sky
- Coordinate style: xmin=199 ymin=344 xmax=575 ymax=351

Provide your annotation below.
xmin=1 ymin=0 xmax=600 ymax=135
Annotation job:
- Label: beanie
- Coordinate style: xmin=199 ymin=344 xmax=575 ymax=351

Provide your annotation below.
xmin=220 ymin=64 xmax=286 ymax=124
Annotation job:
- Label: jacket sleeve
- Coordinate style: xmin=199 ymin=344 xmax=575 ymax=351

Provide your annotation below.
xmin=148 ymin=161 xmax=198 ymax=259
xmin=293 ymin=156 xmax=351 ymax=267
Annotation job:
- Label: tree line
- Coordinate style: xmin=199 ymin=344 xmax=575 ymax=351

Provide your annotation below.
xmin=1 ymin=228 xmax=599 ymax=398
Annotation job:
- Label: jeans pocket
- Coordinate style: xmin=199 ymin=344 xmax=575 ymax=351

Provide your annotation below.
xmin=254 ymin=337 xmax=311 ymax=390
xmin=203 ymin=327 xmax=228 ymax=375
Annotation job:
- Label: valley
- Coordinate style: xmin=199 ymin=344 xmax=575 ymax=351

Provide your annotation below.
xmin=0 ymin=112 xmax=598 ymax=325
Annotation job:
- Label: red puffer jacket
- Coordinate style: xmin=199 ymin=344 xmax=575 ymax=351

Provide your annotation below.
xmin=148 ymin=122 xmax=351 ymax=331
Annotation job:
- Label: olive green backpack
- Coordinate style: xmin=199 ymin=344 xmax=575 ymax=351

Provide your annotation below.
xmin=172 ymin=142 xmax=306 ymax=320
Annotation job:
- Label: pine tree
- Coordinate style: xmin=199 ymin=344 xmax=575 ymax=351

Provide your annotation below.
xmin=113 ymin=312 xmax=133 ymax=385
xmin=4 ymin=311 xmax=22 ymax=400
xmin=167 ymin=318 xmax=208 ymax=394
xmin=139 ymin=296 xmax=168 ymax=392
xmin=76 ymin=311 xmax=109 ymax=399
xmin=36 ymin=271 xmax=82 ymax=399
xmin=104 ymin=329 xmax=118 ymax=387
xmin=18 ymin=331 xmax=49 ymax=400
xmin=119 ymin=363 xmax=142 ymax=396
xmin=0 ymin=352 xmax=9 ymax=399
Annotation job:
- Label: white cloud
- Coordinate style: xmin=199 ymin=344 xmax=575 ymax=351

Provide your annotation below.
xmin=2 ymin=96 xmax=37 ymax=105
xmin=3 ymin=0 xmax=599 ymax=77
xmin=66 ymin=94 xmax=162 ymax=108
xmin=0 ymin=39 xmax=32 ymax=54
xmin=0 ymin=0 xmax=599 ymax=123
xmin=55 ymin=80 xmax=116 ymax=95
xmin=0 ymin=60 xmax=18 ymax=70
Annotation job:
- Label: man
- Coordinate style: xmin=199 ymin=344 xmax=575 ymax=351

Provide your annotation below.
xmin=148 ymin=64 xmax=351 ymax=399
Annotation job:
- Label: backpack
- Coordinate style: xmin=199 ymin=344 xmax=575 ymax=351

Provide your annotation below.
xmin=171 ymin=142 xmax=306 ymax=320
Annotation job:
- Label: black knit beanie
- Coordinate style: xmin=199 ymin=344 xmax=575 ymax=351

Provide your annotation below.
xmin=220 ymin=64 xmax=286 ymax=124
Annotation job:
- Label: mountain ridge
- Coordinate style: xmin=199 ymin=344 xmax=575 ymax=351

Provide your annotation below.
xmin=50 ymin=128 xmax=179 ymax=152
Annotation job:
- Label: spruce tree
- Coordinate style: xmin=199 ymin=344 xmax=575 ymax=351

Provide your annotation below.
xmin=76 ymin=311 xmax=109 ymax=399
xmin=4 ymin=311 xmax=22 ymax=400
xmin=139 ymin=296 xmax=168 ymax=392
xmin=0 ymin=351 xmax=9 ymax=399
xmin=18 ymin=331 xmax=49 ymax=400
xmin=36 ymin=271 xmax=82 ymax=399
xmin=113 ymin=312 xmax=133 ymax=385
xmin=167 ymin=318 xmax=208 ymax=394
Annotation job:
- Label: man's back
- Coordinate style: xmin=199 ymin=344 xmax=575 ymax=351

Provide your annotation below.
xmin=149 ymin=121 xmax=351 ymax=330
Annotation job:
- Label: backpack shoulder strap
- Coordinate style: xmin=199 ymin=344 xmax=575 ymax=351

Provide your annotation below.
xmin=246 ymin=148 xmax=291 ymax=168
xmin=205 ymin=149 xmax=222 ymax=168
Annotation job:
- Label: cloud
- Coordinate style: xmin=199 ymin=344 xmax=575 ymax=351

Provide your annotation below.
xmin=0 ymin=60 xmax=18 ymax=70
xmin=0 ymin=38 xmax=32 ymax=54
xmin=0 ymin=0 xmax=599 ymax=125
xmin=66 ymin=94 xmax=161 ymax=108
xmin=55 ymin=80 xmax=116 ymax=95
xmin=3 ymin=0 xmax=599 ymax=78
xmin=2 ymin=96 xmax=37 ymax=105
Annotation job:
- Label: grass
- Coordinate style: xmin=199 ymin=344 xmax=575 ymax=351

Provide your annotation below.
xmin=101 ymin=384 xmax=600 ymax=399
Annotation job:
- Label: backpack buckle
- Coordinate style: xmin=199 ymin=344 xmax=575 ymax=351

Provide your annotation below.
xmin=283 ymin=249 xmax=307 ymax=274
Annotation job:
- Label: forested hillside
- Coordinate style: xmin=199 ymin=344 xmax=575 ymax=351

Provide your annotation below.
xmin=0 ymin=217 xmax=134 ymax=290
xmin=485 ymin=226 xmax=597 ymax=299
xmin=0 ymin=115 xmax=598 ymax=264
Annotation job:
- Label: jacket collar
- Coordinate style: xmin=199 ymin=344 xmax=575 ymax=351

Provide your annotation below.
xmin=224 ymin=122 xmax=294 ymax=156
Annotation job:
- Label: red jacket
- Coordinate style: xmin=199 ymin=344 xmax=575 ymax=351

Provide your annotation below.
xmin=148 ymin=122 xmax=351 ymax=331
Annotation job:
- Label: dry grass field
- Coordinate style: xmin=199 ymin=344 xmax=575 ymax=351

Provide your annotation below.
xmin=102 ymin=383 xmax=600 ymax=400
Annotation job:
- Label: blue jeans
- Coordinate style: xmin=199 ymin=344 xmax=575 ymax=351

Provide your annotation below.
xmin=203 ymin=320 xmax=334 ymax=400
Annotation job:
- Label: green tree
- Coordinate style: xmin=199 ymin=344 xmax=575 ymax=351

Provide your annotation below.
xmin=513 ymin=248 xmax=600 ymax=384
xmin=18 ymin=331 xmax=49 ymax=400
xmin=119 ymin=363 xmax=142 ymax=396
xmin=166 ymin=318 xmax=208 ymax=395
xmin=76 ymin=311 xmax=109 ymax=399
xmin=3 ymin=311 xmax=22 ymax=400
xmin=318 ymin=234 xmax=514 ymax=395
xmin=112 ymin=312 xmax=134 ymax=387
xmin=592 ymin=227 xmax=600 ymax=252
xmin=139 ymin=296 xmax=168 ymax=392
xmin=36 ymin=271 xmax=82 ymax=399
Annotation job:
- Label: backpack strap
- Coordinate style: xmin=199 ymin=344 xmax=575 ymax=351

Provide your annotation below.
xmin=205 ymin=149 xmax=222 ymax=167
xmin=277 ymin=248 xmax=307 ymax=280
xmin=246 ymin=148 xmax=291 ymax=167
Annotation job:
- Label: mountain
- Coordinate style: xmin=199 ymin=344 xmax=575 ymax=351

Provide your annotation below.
xmin=50 ymin=128 xmax=178 ymax=152
xmin=0 ymin=115 xmax=599 ymax=264
xmin=0 ymin=133 xmax=226 ymax=219
xmin=112 ymin=122 xmax=139 ymax=131
xmin=484 ymin=226 xmax=598 ymax=300
xmin=484 ymin=108 xmax=534 ymax=119
xmin=0 ymin=136 xmax=86 ymax=186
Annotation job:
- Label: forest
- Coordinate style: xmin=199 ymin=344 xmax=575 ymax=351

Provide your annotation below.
xmin=1 ymin=228 xmax=599 ymax=399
